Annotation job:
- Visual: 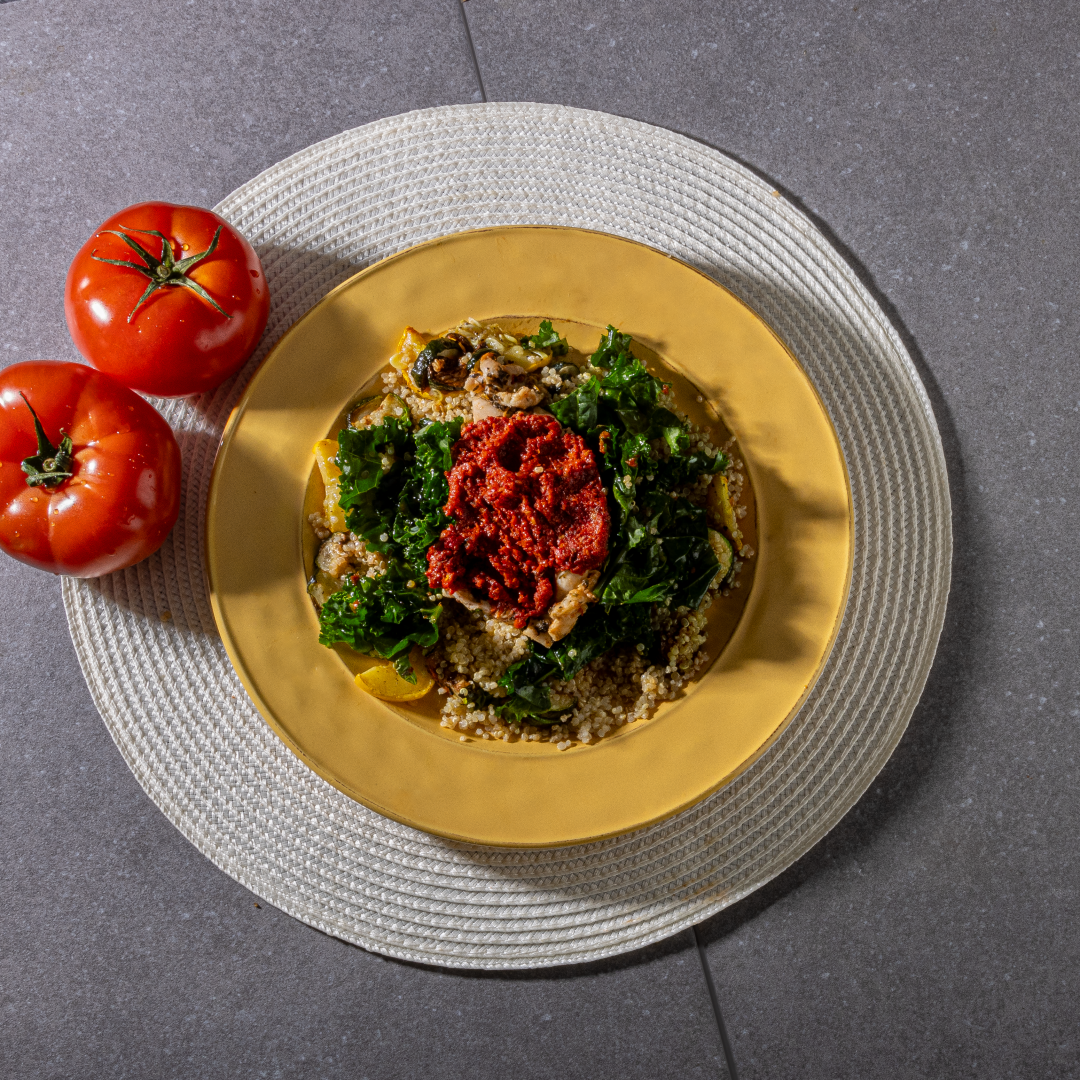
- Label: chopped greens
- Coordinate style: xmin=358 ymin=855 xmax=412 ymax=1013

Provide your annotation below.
xmin=521 ymin=319 xmax=569 ymax=355
xmin=392 ymin=417 xmax=464 ymax=577
xmin=484 ymin=653 xmax=574 ymax=724
xmin=334 ymin=414 xmax=409 ymax=553
xmin=318 ymin=573 xmax=441 ymax=661
xmin=334 ymin=411 xmax=463 ymax=575
xmin=318 ymin=412 xmax=461 ymax=654
xmin=495 ymin=599 xmax=660 ymax=718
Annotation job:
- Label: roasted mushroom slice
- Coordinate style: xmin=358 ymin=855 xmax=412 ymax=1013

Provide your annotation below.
xmin=410 ymin=337 xmax=470 ymax=391
xmin=444 ymin=331 xmax=475 ymax=355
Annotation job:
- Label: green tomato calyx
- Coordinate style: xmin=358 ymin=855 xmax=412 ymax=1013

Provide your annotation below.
xmin=20 ymin=394 xmax=74 ymax=489
xmin=90 ymin=224 xmax=234 ymax=323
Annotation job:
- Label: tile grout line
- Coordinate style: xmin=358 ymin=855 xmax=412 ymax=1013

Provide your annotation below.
xmin=456 ymin=0 xmax=488 ymax=103
xmin=693 ymin=924 xmax=741 ymax=1080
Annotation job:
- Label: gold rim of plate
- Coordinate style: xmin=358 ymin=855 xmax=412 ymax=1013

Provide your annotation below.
xmin=206 ymin=226 xmax=853 ymax=848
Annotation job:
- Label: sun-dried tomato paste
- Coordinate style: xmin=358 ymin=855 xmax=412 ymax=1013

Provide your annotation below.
xmin=426 ymin=413 xmax=610 ymax=627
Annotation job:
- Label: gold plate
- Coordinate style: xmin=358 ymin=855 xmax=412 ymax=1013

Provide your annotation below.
xmin=207 ymin=227 xmax=852 ymax=847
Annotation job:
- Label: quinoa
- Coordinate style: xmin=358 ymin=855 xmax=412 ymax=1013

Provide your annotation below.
xmin=380 ymin=366 xmax=472 ymax=425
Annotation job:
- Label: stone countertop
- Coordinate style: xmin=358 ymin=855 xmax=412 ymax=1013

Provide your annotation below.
xmin=1 ymin=2 xmax=1077 ymax=1077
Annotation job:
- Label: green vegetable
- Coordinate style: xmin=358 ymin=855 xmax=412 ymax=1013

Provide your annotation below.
xmin=392 ymin=418 xmax=463 ymax=576
xmin=522 ymin=319 xmax=569 ymax=355
xmin=334 ymin=415 xmax=409 ymax=553
xmin=549 ymin=603 xmax=657 ymax=681
xmin=393 ymin=653 xmax=418 ymax=683
xmin=598 ymin=347 xmax=663 ymax=434
xmin=410 ymin=337 xmax=458 ymax=391
xmin=588 ymin=324 xmax=635 ymax=371
xmin=495 ymin=603 xmax=659 ymax=720
xmin=462 ymin=669 xmax=572 ymax=725
xmin=318 ymin=574 xmax=441 ymax=661
xmin=321 ymin=414 xmax=463 ymax=660
xmin=599 ymin=492 xmax=719 ymax=610
xmin=549 ymin=374 xmax=599 ymax=432
xmin=334 ymin=413 xmax=463 ymax=574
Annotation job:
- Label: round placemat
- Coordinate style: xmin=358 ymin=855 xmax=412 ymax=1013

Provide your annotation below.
xmin=63 ymin=103 xmax=951 ymax=970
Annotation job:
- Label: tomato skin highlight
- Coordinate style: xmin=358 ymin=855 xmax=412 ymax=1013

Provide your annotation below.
xmin=0 ymin=362 xmax=181 ymax=577
xmin=64 ymin=201 xmax=270 ymax=397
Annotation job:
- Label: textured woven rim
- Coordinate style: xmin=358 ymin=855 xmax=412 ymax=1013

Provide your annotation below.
xmin=63 ymin=103 xmax=951 ymax=970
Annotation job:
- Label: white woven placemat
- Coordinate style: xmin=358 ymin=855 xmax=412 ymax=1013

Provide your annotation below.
xmin=63 ymin=103 xmax=951 ymax=970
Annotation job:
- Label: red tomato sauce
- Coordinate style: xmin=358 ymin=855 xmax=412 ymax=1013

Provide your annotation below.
xmin=426 ymin=413 xmax=610 ymax=627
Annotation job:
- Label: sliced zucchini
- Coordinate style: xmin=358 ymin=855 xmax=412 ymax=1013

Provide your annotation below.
xmin=307 ymin=569 xmax=344 ymax=606
xmin=708 ymin=529 xmax=734 ymax=585
xmin=706 ymin=472 xmax=744 ymax=552
xmin=388 ymin=326 xmax=430 ymax=393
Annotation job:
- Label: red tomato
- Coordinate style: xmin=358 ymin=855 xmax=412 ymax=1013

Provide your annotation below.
xmin=0 ymin=361 xmax=181 ymax=577
xmin=65 ymin=201 xmax=270 ymax=397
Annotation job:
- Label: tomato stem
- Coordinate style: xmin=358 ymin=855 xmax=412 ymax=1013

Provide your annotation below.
xmin=90 ymin=225 xmax=234 ymax=323
xmin=20 ymin=394 xmax=74 ymax=488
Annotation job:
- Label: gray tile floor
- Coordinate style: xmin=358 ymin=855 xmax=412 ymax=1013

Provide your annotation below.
xmin=1 ymin=1 xmax=1077 ymax=1076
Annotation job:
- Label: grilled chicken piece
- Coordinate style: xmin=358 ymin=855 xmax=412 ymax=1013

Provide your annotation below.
xmin=471 ymin=395 xmax=506 ymax=422
xmin=546 ymin=570 xmax=600 ymax=642
xmin=523 ymin=623 xmax=554 ymax=649
xmin=445 ymin=588 xmax=491 ymax=614
xmin=494 ymin=385 xmax=544 ymax=410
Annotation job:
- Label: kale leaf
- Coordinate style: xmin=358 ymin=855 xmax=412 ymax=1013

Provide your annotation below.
xmin=589 ymin=324 xmax=636 ymax=370
xmin=393 ymin=652 xmax=418 ymax=683
xmin=549 ymin=374 xmax=600 ymax=433
xmin=463 ymin=653 xmax=571 ymax=725
xmin=318 ymin=574 xmax=441 ymax=660
xmin=522 ymin=319 xmax=569 ymax=355
xmin=599 ymin=488 xmax=719 ymax=608
xmin=492 ymin=652 xmax=570 ymax=724
xmin=392 ymin=418 xmax=463 ymax=576
xmin=322 ymin=413 xmax=459 ymax=663
xmin=494 ymin=602 xmax=659 ymax=721
xmin=599 ymin=353 xmax=662 ymax=433
xmin=334 ymin=416 xmax=410 ymax=553
xmin=548 ymin=602 xmax=658 ymax=681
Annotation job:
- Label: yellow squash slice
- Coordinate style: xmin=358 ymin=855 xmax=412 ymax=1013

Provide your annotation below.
xmin=355 ymin=647 xmax=434 ymax=702
xmin=388 ymin=326 xmax=430 ymax=394
xmin=313 ymin=439 xmax=348 ymax=533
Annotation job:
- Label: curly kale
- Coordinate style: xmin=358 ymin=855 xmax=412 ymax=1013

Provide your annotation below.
xmin=318 ymin=412 xmax=461 ymax=657
xmin=500 ymin=326 xmax=728 ymax=715
xmin=318 ymin=573 xmax=441 ymax=661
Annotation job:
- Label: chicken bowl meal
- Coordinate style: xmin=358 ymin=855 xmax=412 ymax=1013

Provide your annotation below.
xmin=304 ymin=318 xmax=756 ymax=750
